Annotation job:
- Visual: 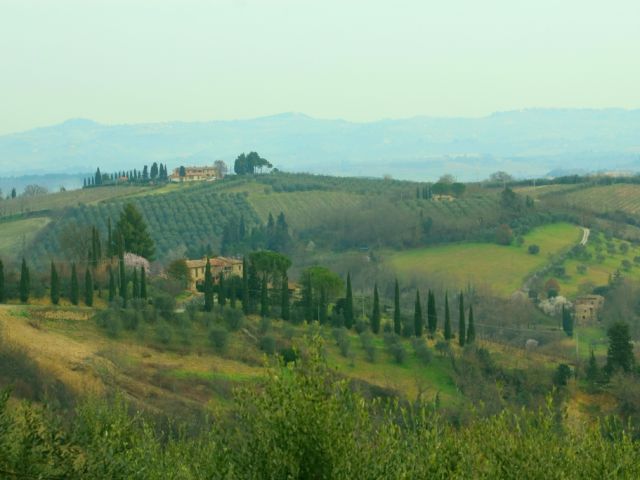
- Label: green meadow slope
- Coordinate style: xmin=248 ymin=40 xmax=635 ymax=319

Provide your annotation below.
xmin=387 ymin=223 xmax=582 ymax=296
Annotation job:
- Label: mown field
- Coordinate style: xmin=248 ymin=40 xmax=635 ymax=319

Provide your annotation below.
xmin=387 ymin=223 xmax=582 ymax=296
xmin=0 ymin=216 xmax=50 ymax=257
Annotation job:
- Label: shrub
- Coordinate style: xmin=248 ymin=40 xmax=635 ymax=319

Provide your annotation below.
xmin=435 ymin=340 xmax=451 ymax=357
xmin=528 ymin=244 xmax=540 ymax=255
xmin=412 ymin=339 xmax=433 ymax=365
xmin=122 ymin=310 xmax=142 ymax=331
xmin=388 ymin=342 xmax=406 ymax=364
xmin=278 ymin=346 xmax=298 ymax=364
xmin=97 ymin=309 xmax=122 ymax=338
xmin=153 ymin=293 xmax=177 ymax=320
xmin=553 ymin=364 xmax=572 ymax=386
xmin=155 ymin=321 xmax=172 ymax=345
xmin=283 ymin=325 xmax=296 ymax=340
xmin=209 ymin=326 xmax=229 ymax=351
xmin=223 ymin=307 xmax=244 ymax=332
xmin=383 ymin=333 xmax=406 ymax=364
xmin=354 ymin=318 xmax=368 ymax=334
xmin=359 ymin=331 xmax=376 ymax=363
xmin=259 ymin=316 xmax=271 ymax=335
xmin=259 ymin=335 xmax=277 ymax=355
xmin=332 ymin=328 xmax=351 ymax=358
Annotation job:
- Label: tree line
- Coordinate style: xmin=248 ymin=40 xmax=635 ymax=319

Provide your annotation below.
xmin=83 ymin=162 xmax=170 ymax=188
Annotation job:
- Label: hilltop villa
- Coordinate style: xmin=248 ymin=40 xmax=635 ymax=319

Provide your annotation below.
xmin=170 ymin=166 xmax=217 ymax=182
xmin=185 ymin=256 xmax=243 ymax=291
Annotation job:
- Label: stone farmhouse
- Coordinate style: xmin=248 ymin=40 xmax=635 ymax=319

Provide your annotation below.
xmin=574 ymin=294 xmax=605 ymax=325
xmin=185 ymin=257 xmax=243 ymax=291
xmin=170 ymin=166 xmax=217 ymax=183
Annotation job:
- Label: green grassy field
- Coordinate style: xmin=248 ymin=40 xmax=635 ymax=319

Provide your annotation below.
xmin=0 ymin=216 xmax=51 ymax=257
xmin=387 ymin=223 xmax=582 ymax=296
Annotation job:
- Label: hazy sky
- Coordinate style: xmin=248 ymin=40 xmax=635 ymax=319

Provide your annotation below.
xmin=1 ymin=0 xmax=639 ymax=134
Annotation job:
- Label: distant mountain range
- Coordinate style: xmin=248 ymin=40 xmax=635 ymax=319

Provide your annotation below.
xmin=1 ymin=109 xmax=639 ymax=182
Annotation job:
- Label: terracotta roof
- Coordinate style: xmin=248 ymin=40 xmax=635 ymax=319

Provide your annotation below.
xmin=185 ymin=257 xmax=242 ymax=269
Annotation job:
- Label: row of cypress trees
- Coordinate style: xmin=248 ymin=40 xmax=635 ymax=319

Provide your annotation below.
xmin=345 ymin=275 xmax=476 ymax=345
xmin=49 ymin=262 xmax=93 ymax=306
xmin=0 ymin=257 xmax=146 ymax=307
xmin=196 ymin=258 xmax=477 ymax=346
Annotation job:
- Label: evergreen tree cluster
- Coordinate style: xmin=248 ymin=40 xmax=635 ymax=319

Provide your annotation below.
xmin=221 ymin=211 xmax=292 ymax=255
xmin=83 ymin=162 xmax=170 ymax=188
xmin=233 ymin=151 xmax=272 ymax=175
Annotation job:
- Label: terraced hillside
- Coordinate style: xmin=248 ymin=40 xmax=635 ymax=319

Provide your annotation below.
xmin=30 ymin=184 xmax=260 ymax=262
xmin=8 ymin=173 xmax=514 ymax=264
xmin=557 ymin=184 xmax=640 ymax=215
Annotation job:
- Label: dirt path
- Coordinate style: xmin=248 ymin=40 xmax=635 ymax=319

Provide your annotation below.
xmin=580 ymin=227 xmax=590 ymax=246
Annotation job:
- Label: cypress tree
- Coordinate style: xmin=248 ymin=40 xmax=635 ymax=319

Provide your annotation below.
xmin=393 ymin=279 xmax=401 ymax=335
xmin=50 ymin=262 xmax=60 ymax=305
xmin=242 ymin=257 xmax=249 ymax=314
xmin=586 ymin=350 xmax=599 ymax=385
xmin=444 ymin=292 xmax=452 ymax=340
xmin=19 ymin=258 xmax=30 ymax=303
xmin=467 ymin=305 xmax=476 ymax=344
xmin=605 ymin=322 xmax=635 ymax=375
xmin=371 ymin=283 xmax=381 ymax=334
xmin=248 ymin=262 xmax=259 ymax=314
xmin=302 ymin=272 xmax=313 ymax=321
xmin=260 ymin=275 xmax=269 ymax=317
xmin=70 ymin=263 xmax=79 ymax=306
xmin=427 ymin=290 xmax=437 ymax=337
xmin=84 ymin=268 xmax=93 ymax=306
xmin=281 ymin=272 xmax=290 ymax=321
xmin=561 ymin=305 xmax=573 ymax=337
xmin=414 ymin=290 xmax=423 ymax=337
xmin=119 ymin=257 xmax=127 ymax=308
xmin=230 ymin=279 xmax=237 ymax=308
xmin=108 ymin=266 xmax=116 ymax=302
xmin=140 ymin=267 xmax=147 ymax=300
xmin=218 ymin=273 xmax=226 ymax=307
xmin=319 ymin=286 xmax=327 ymax=324
xmin=132 ymin=267 xmax=139 ymax=299
xmin=204 ymin=258 xmax=213 ymax=312
xmin=0 ymin=259 xmax=4 ymax=303
xmin=458 ymin=292 xmax=465 ymax=347
xmin=345 ymin=273 xmax=354 ymax=329
xmin=107 ymin=217 xmax=113 ymax=257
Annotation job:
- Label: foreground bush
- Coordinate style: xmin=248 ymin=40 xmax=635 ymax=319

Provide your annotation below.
xmin=1 ymin=338 xmax=639 ymax=479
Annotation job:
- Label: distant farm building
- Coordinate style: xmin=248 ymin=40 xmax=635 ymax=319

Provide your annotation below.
xmin=185 ymin=257 xmax=243 ymax=291
xmin=574 ymin=295 xmax=604 ymax=324
xmin=432 ymin=194 xmax=455 ymax=202
xmin=170 ymin=166 xmax=217 ymax=183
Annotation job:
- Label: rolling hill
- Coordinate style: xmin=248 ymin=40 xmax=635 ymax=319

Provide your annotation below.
xmin=2 ymin=109 xmax=640 ymax=180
